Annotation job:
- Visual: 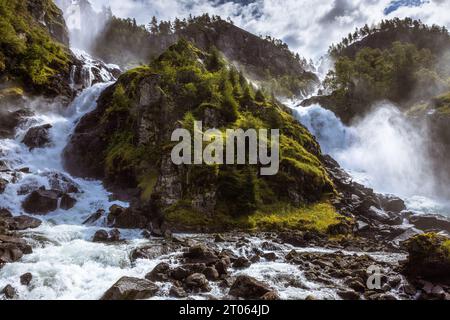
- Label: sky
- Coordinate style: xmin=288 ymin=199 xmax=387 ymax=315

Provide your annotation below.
xmin=86 ymin=0 xmax=450 ymax=59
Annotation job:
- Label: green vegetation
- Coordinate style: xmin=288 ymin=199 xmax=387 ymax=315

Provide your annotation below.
xmin=0 ymin=0 xmax=71 ymax=94
xmin=93 ymin=13 xmax=316 ymax=98
xmin=165 ymin=200 xmax=347 ymax=234
xmin=322 ymin=19 xmax=450 ymax=122
xmin=97 ymin=40 xmax=335 ymax=231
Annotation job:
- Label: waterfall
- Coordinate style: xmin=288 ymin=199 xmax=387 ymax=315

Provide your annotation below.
xmin=293 ymin=102 xmax=450 ymax=216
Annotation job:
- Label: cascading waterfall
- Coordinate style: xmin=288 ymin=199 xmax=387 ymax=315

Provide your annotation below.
xmin=293 ymin=102 xmax=450 ymax=216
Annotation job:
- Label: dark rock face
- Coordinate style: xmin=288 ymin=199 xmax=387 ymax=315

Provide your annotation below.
xmin=22 ymin=124 xmax=53 ymax=150
xmin=9 ymin=215 xmax=42 ymax=230
xmin=27 ymin=0 xmax=70 ymax=46
xmin=0 ymin=234 xmax=32 ymax=264
xmin=92 ymin=230 xmax=109 ymax=243
xmin=145 ymin=262 xmax=171 ymax=282
xmin=184 ymin=273 xmax=211 ymax=292
xmin=409 ymin=215 xmax=450 ymax=233
xmin=183 ymin=245 xmax=219 ymax=265
xmin=22 ymin=189 xmax=60 ymax=214
xmin=379 ymin=195 xmax=406 ymax=213
xmin=83 ymin=209 xmax=105 ymax=225
xmin=229 ymin=275 xmax=274 ymax=299
xmin=101 ymin=276 xmax=159 ymax=300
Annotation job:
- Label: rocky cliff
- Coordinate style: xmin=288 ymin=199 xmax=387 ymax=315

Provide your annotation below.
xmin=93 ymin=15 xmax=318 ymax=99
xmin=65 ymin=40 xmax=338 ymax=232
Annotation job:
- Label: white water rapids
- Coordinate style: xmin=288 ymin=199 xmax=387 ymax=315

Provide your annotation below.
xmin=293 ymin=102 xmax=450 ymax=217
xmin=0 ymin=51 xmax=411 ymax=300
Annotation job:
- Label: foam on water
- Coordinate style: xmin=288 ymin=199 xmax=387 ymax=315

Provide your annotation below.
xmin=293 ymin=103 xmax=450 ymax=217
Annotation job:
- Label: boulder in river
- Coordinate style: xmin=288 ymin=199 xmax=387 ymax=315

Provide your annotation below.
xmin=22 ymin=189 xmax=61 ymax=214
xmin=60 ymin=194 xmax=76 ymax=210
xmin=0 ymin=178 xmax=8 ymax=194
xmin=9 ymin=215 xmax=42 ymax=230
xmin=0 ymin=109 xmax=32 ymax=139
xmin=22 ymin=124 xmax=52 ymax=150
xmin=379 ymin=194 xmax=406 ymax=213
xmin=101 ymin=276 xmax=159 ymax=300
xmin=183 ymin=244 xmax=219 ymax=265
xmin=229 ymin=275 xmax=274 ymax=299
xmin=184 ymin=273 xmax=211 ymax=292
xmin=20 ymin=273 xmax=33 ymax=286
xmin=1 ymin=284 xmax=18 ymax=299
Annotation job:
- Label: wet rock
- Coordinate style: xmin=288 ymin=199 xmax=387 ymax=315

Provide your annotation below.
xmin=250 ymin=255 xmax=261 ymax=263
xmin=1 ymin=284 xmax=17 ymax=299
xmin=145 ymin=262 xmax=171 ymax=282
xmin=261 ymin=291 xmax=280 ymax=300
xmin=130 ymin=243 xmax=181 ymax=261
xmin=344 ymin=278 xmax=366 ymax=293
xmin=171 ymin=266 xmax=193 ymax=281
xmin=60 ymin=194 xmax=76 ymax=210
xmin=22 ymin=124 xmax=52 ymax=150
xmin=379 ymin=195 xmax=406 ymax=213
xmin=184 ymin=273 xmax=211 ymax=292
xmin=20 ymin=272 xmax=33 ymax=286
xmin=169 ymin=285 xmax=188 ymax=298
xmin=44 ymin=172 xmax=80 ymax=194
xmin=214 ymin=234 xmax=226 ymax=243
xmin=183 ymin=244 xmax=219 ymax=265
xmin=0 ymin=243 xmax=24 ymax=263
xmin=262 ymin=252 xmax=277 ymax=261
xmin=409 ymin=214 xmax=450 ymax=233
xmin=9 ymin=215 xmax=41 ymax=230
xmin=338 ymin=290 xmax=360 ymax=300
xmin=108 ymin=205 xmax=147 ymax=229
xmin=215 ymin=259 xmax=229 ymax=275
xmin=203 ymin=266 xmax=220 ymax=281
xmin=22 ymin=189 xmax=61 ymax=214
xmin=101 ymin=276 xmax=159 ymax=300
xmin=229 ymin=275 xmax=273 ymax=299
xmin=0 ymin=208 xmax=12 ymax=218
xmin=0 ymin=178 xmax=8 ymax=193
xmin=83 ymin=209 xmax=105 ymax=225
xmin=109 ymin=229 xmax=121 ymax=242
xmin=92 ymin=230 xmax=109 ymax=242
xmin=232 ymin=257 xmax=251 ymax=269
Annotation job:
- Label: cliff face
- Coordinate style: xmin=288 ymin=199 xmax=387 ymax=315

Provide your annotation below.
xmin=65 ymin=40 xmax=336 ymax=232
xmin=0 ymin=0 xmax=74 ymax=98
xmin=93 ymin=16 xmax=318 ymax=99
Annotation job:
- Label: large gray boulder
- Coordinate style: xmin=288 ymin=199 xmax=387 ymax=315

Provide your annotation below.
xmin=101 ymin=277 xmax=159 ymax=300
xmin=22 ymin=124 xmax=52 ymax=150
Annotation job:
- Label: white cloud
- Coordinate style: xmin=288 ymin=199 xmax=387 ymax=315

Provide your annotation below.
xmin=86 ymin=0 xmax=450 ymax=59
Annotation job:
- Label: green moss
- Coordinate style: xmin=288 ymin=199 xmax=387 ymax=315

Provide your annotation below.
xmin=164 ymin=200 xmax=348 ymax=233
xmin=0 ymin=0 xmax=71 ymax=91
xmin=138 ymin=170 xmax=158 ymax=202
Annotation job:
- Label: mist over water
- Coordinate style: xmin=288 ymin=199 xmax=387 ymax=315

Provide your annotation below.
xmin=294 ymin=102 xmax=450 ymax=215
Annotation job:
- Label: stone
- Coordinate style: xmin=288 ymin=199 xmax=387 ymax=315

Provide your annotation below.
xmin=145 ymin=262 xmax=171 ymax=282
xmin=60 ymin=194 xmax=76 ymax=210
xmin=22 ymin=124 xmax=52 ymax=150
xmin=338 ymin=290 xmax=360 ymax=300
xmin=214 ymin=234 xmax=226 ymax=242
xmin=409 ymin=214 xmax=450 ymax=233
xmin=232 ymin=257 xmax=251 ymax=269
xmin=379 ymin=194 xmax=406 ymax=213
xmin=0 ymin=208 xmax=12 ymax=218
xmin=229 ymin=275 xmax=272 ymax=299
xmin=20 ymin=272 xmax=33 ymax=286
xmin=22 ymin=189 xmax=60 ymax=214
xmin=262 ymin=252 xmax=277 ymax=261
xmin=101 ymin=277 xmax=159 ymax=300
xmin=10 ymin=215 xmax=41 ymax=230
xmin=92 ymin=230 xmax=109 ymax=242
xmin=203 ymin=266 xmax=220 ymax=281
xmin=0 ymin=243 xmax=24 ymax=263
xmin=109 ymin=229 xmax=121 ymax=242
xmin=0 ymin=178 xmax=8 ymax=193
xmin=83 ymin=209 xmax=105 ymax=225
xmin=345 ymin=278 xmax=366 ymax=293
xmin=169 ymin=285 xmax=188 ymax=298
xmin=261 ymin=291 xmax=280 ymax=300
xmin=183 ymin=244 xmax=219 ymax=265
xmin=184 ymin=273 xmax=210 ymax=292
xmin=1 ymin=284 xmax=17 ymax=299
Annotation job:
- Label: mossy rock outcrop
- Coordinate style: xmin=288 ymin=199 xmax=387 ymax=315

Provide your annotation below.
xmin=403 ymin=233 xmax=450 ymax=284
xmin=65 ymin=40 xmax=337 ymax=232
xmin=0 ymin=0 xmax=76 ymax=97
